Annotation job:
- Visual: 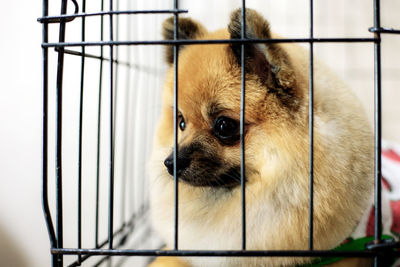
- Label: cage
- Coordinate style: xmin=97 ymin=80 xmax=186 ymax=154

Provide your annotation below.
xmin=39 ymin=0 xmax=400 ymax=266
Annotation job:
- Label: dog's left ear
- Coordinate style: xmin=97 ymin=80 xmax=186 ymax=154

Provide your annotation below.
xmin=228 ymin=8 xmax=295 ymax=94
xmin=162 ymin=17 xmax=207 ymax=64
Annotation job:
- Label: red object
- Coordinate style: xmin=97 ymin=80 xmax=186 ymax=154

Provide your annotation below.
xmin=391 ymin=200 xmax=400 ymax=235
xmin=366 ymin=206 xmax=375 ymax=237
xmin=382 ymin=178 xmax=391 ymax=191
xmin=383 ymin=149 xmax=400 ymax=163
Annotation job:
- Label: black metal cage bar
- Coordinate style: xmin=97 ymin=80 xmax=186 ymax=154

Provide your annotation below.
xmin=240 ymin=0 xmax=247 ymax=251
xmin=95 ymin=0 xmax=105 ymax=250
xmin=173 ymin=0 xmax=180 ymax=251
xmin=41 ymin=0 xmax=57 ymax=264
xmin=308 ymin=0 xmax=315 ymax=251
xmin=77 ymin=0 xmax=86 ymax=264
xmin=38 ymin=9 xmax=188 ymax=24
xmin=108 ymin=0 xmax=115 ymax=251
xmin=40 ymin=0 xmax=400 ymax=266
xmin=373 ymin=0 xmax=383 ymax=265
xmin=55 ymin=0 xmax=69 ymax=265
xmin=41 ymin=37 xmax=378 ymax=48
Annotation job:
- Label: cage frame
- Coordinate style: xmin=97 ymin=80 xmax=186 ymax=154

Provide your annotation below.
xmin=39 ymin=0 xmax=400 ymax=266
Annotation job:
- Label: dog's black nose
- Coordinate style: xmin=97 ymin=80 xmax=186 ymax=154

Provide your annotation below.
xmin=164 ymin=153 xmax=191 ymax=176
xmin=164 ymin=157 xmax=174 ymax=175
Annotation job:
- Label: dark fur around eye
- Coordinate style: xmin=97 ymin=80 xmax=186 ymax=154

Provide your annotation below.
xmin=212 ymin=116 xmax=240 ymax=145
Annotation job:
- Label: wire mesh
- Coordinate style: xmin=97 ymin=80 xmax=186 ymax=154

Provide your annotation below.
xmin=39 ymin=0 xmax=400 ymax=266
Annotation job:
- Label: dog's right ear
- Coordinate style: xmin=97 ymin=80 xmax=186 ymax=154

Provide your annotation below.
xmin=228 ymin=9 xmax=297 ymax=106
xmin=162 ymin=17 xmax=207 ymax=64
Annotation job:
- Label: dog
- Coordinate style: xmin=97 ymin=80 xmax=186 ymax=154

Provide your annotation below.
xmin=149 ymin=8 xmax=374 ymax=267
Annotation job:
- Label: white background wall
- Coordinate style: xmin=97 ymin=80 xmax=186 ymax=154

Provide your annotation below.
xmin=0 ymin=0 xmax=398 ymax=267
xmin=0 ymin=1 xmax=45 ymax=266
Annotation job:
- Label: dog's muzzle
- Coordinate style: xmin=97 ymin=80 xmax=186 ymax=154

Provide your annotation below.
xmin=163 ymin=146 xmax=242 ymax=188
xmin=164 ymin=153 xmax=191 ymax=176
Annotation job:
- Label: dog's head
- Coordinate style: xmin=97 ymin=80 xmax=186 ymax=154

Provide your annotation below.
xmin=157 ymin=8 xmax=304 ymax=189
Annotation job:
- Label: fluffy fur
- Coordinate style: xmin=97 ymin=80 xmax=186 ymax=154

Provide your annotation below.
xmin=149 ymin=8 xmax=373 ymax=267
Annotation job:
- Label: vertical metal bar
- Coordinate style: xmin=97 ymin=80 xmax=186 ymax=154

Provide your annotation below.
xmin=240 ymin=1 xmax=247 ymax=251
xmin=127 ymin=2 xmax=138 ymax=226
xmin=143 ymin=72 xmax=150 ymax=209
xmin=77 ymin=0 xmax=87 ymax=264
xmin=127 ymin=0 xmax=139 ymax=222
xmin=308 ymin=0 xmax=315 ymax=251
xmin=173 ymin=0 xmax=179 ymax=251
xmin=373 ymin=0 xmax=382 ymax=265
xmin=113 ymin=0 xmax=126 ymax=232
xmin=95 ymin=0 xmax=105 ymax=249
xmin=108 ymin=0 xmax=115 ymax=251
xmin=55 ymin=0 xmax=69 ymax=265
xmin=41 ymin=0 xmax=57 ymax=266
xmin=121 ymin=0 xmax=131 ymax=234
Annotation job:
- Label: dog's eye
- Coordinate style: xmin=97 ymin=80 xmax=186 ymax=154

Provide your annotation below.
xmin=178 ymin=114 xmax=186 ymax=131
xmin=213 ymin=116 xmax=239 ymax=144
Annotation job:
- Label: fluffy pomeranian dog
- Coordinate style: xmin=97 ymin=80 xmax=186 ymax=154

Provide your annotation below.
xmin=149 ymin=8 xmax=373 ymax=267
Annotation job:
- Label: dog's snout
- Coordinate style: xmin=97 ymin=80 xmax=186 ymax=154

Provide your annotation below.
xmin=164 ymin=153 xmax=191 ymax=176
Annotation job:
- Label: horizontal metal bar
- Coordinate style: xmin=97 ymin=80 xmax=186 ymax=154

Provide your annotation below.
xmin=42 ymin=37 xmax=377 ymax=48
xmin=58 ymin=48 xmax=129 ymax=64
xmin=51 ymin=249 xmax=390 ymax=258
xmin=38 ymin=0 xmax=79 ymax=23
xmin=37 ymin=9 xmax=188 ymax=23
xmin=58 ymin=48 xmax=164 ymax=74
xmin=369 ymin=27 xmax=400 ymax=34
